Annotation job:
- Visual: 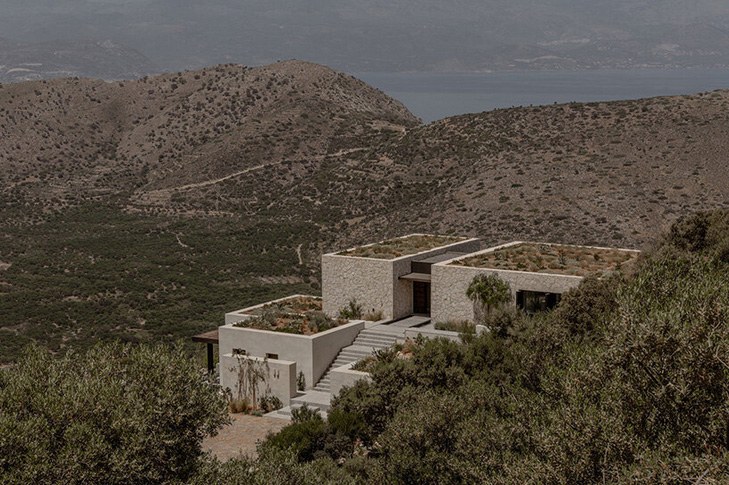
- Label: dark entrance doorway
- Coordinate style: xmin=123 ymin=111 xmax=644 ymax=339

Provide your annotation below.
xmin=413 ymin=281 xmax=431 ymax=315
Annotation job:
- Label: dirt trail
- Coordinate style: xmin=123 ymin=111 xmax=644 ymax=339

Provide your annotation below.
xmin=145 ymin=147 xmax=368 ymax=196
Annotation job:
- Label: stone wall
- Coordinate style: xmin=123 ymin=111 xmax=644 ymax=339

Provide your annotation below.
xmin=322 ymin=255 xmax=394 ymax=319
xmin=322 ymin=237 xmax=481 ymax=320
xmin=220 ymin=354 xmax=297 ymax=406
xmin=431 ymin=263 xmax=583 ymax=323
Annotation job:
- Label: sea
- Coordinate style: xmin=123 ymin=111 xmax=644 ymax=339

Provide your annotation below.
xmin=354 ymin=68 xmax=729 ymax=123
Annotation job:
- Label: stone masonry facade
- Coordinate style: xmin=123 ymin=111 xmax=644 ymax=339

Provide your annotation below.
xmin=322 ymin=236 xmax=481 ymax=320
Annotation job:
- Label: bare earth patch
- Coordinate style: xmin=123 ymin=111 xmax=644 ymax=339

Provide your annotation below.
xmin=203 ymin=413 xmax=287 ymax=461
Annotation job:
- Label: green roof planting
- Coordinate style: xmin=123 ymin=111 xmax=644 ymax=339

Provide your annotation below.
xmin=234 ymin=296 xmax=347 ymax=335
xmin=451 ymin=242 xmax=638 ymax=277
xmin=338 ymin=235 xmax=468 ymax=260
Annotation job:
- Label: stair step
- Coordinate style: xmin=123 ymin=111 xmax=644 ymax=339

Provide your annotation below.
xmin=357 ymin=332 xmax=398 ymax=338
xmin=353 ymin=337 xmax=394 ymax=345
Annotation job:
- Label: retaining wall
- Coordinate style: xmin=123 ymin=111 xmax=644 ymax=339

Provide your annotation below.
xmin=329 ymin=362 xmax=372 ymax=398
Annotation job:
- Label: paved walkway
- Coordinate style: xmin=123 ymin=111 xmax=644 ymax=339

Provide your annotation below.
xmin=203 ymin=413 xmax=288 ymax=461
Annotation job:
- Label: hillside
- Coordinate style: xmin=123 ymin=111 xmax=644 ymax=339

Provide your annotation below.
xmin=0 ymin=38 xmax=160 ymax=83
xmin=1 ymin=61 xmax=729 ymax=362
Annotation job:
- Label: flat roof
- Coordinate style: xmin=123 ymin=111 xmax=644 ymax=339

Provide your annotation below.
xmin=336 ymin=234 xmax=469 ymax=260
xmin=191 ymin=329 xmax=219 ymax=344
xmin=415 ymin=252 xmax=468 ymax=264
xmin=399 ymin=272 xmax=432 ymax=282
xmin=450 ymin=242 xmax=639 ymax=277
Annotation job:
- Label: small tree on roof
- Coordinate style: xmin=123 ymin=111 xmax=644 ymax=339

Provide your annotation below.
xmin=466 ymin=273 xmax=512 ymax=321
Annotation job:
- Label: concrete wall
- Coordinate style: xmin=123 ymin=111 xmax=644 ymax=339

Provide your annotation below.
xmin=322 ymin=236 xmax=481 ymax=320
xmin=329 ymin=362 xmax=372 ymax=398
xmin=221 ymin=354 xmax=297 ymax=405
xmin=218 ymin=320 xmax=365 ymax=391
xmin=431 ymin=260 xmax=583 ymax=323
xmin=404 ymin=327 xmax=463 ymax=343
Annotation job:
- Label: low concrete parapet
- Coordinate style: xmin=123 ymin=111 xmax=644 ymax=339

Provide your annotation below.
xmin=330 ymin=362 xmax=372 ymax=398
xmin=403 ymin=327 xmax=462 ymax=342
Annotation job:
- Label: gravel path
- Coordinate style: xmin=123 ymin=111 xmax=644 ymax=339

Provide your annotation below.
xmin=203 ymin=413 xmax=288 ymax=461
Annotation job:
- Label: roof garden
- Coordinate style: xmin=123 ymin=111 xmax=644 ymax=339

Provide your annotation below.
xmin=450 ymin=242 xmax=638 ymax=277
xmin=337 ymin=234 xmax=468 ymax=260
xmin=233 ymin=296 xmax=347 ymax=335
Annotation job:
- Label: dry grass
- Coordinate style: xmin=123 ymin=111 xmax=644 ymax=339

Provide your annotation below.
xmin=338 ymin=235 xmax=466 ymax=259
xmin=453 ymin=243 xmax=638 ymax=276
xmin=234 ymin=296 xmax=346 ymax=335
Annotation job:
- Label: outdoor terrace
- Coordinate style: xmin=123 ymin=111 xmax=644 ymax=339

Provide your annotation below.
xmin=337 ymin=234 xmax=468 ymax=260
xmin=450 ymin=242 xmax=639 ymax=277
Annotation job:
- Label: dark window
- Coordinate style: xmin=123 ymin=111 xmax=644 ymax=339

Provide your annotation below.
xmin=516 ymin=290 xmax=562 ymax=314
xmin=233 ymin=348 xmax=247 ymax=356
xmin=266 ymin=353 xmax=279 ymax=360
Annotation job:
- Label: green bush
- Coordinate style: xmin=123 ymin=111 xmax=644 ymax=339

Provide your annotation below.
xmin=466 ymin=273 xmax=512 ymax=320
xmin=0 ymin=342 xmax=229 ymax=484
xmin=262 ymin=417 xmax=327 ymax=462
xmin=338 ymin=299 xmax=363 ymax=320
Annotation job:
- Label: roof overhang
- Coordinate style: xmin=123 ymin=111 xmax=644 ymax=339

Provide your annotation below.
xmin=191 ymin=329 xmax=219 ymax=344
xmin=399 ymin=273 xmax=432 ymax=282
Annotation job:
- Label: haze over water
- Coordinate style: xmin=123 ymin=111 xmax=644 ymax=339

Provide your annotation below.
xmin=357 ymin=68 xmax=729 ymax=123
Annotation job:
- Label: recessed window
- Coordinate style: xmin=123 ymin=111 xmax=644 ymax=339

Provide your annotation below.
xmin=516 ymin=291 xmax=561 ymax=314
xmin=266 ymin=353 xmax=279 ymax=360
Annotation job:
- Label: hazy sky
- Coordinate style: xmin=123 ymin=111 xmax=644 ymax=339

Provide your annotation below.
xmin=3 ymin=0 xmax=729 ymax=72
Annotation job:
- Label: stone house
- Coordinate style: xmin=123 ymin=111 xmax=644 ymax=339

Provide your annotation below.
xmin=206 ymin=234 xmax=639 ymax=416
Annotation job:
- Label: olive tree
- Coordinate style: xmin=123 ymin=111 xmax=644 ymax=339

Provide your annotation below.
xmin=466 ymin=273 xmax=512 ymax=322
xmin=0 ymin=342 xmax=229 ymax=484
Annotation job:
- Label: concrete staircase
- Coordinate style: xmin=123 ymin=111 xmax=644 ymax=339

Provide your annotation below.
xmin=312 ymin=328 xmax=400 ymax=392
xmin=264 ymin=324 xmax=419 ymax=420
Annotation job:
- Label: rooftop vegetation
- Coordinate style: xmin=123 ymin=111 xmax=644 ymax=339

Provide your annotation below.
xmin=452 ymin=242 xmax=638 ymax=276
xmin=233 ymin=296 xmax=346 ymax=335
xmin=337 ymin=235 xmax=467 ymax=259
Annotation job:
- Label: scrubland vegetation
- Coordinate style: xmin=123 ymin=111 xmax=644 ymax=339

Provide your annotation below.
xmin=2 ymin=211 xmax=729 ymax=483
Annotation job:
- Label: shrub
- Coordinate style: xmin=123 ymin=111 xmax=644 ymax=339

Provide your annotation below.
xmin=466 ymin=274 xmax=512 ymax=321
xmin=551 ymin=274 xmax=618 ymax=337
xmin=261 ymin=417 xmax=327 ymax=462
xmin=434 ymin=320 xmax=474 ymax=333
xmin=338 ymin=299 xmax=363 ymax=320
xmin=364 ymin=309 xmax=384 ymax=321
xmin=0 ymin=342 xmax=229 ymax=484
xmin=292 ymin=404 xmax=322 ymax=424
xmin=260 ymin=396 xmax=283 ymax=413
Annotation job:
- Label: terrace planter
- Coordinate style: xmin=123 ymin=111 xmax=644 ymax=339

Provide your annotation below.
xmin=403 ymin=327 xmax=462 ymax=343
xmin=218 ymin=319 xmax=365 ymax=393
